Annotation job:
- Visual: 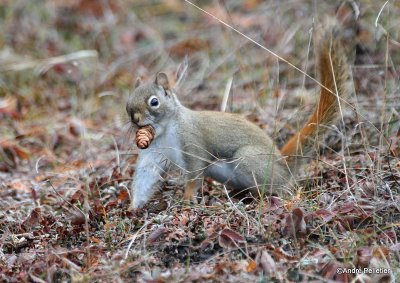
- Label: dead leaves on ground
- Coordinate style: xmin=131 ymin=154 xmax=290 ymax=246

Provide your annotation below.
xmin=115 ymin=188 xmax=397 ymax=281
xmin=2 ymin=161 xmax=398 ymax=282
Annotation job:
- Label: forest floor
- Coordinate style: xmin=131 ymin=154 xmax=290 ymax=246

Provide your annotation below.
xmin=0 ymin=1 xmax=399 ymax=282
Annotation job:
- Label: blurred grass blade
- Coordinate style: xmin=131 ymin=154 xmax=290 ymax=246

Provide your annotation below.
xmin=220 ymin=76 xmax=233 ymax=112
xmin=0 ymin=50 xmax=98 ymax=72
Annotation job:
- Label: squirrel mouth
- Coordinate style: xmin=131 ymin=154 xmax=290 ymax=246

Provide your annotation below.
xmin=131 ymin=121 xmax=145 ymax=127
xmin=135 ymin=122 xmax=150 ymax=128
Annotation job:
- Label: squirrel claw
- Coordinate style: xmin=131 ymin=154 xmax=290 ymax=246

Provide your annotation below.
xmin=135 ymin=125 xmax=155 ymax=149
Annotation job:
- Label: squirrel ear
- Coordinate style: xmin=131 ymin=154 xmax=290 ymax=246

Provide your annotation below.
xmin=134 ymin=77 xmax=142 ymax=88
xmin=155 ymin=72 xmax=170 ymax=90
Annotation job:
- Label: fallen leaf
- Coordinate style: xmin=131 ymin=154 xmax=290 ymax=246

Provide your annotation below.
xmin=218 ymin=228 xmax=246 ymax=249
xmin=70 ymin=211 xmax=86 ymax=226
xmin=246 ymin=260 xmax=257 ymax=273
xmin=147 ymin=227 xmax=167 ymax=245
xmin=70 ymin=190 xmax=84 ymax=204
xmin=282 ymin=208 xmax=307 ymax=238
xmin=200 ymin=233 xmax=218 ymax=250
xmin=273 ymin=247 xmax=297 ymax=261
xmin=22 ymin=207 xmax=42 ymax=229
xmin=1 ymin=141 xmax=30 ymax=162
xmin=13 ymin=145 xmax=30 ymax=160
xmin=313 ymin=208 xmax=336 ymax=222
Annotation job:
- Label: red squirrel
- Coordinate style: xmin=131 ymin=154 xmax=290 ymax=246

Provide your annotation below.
xmin=126 ymin=23 xmax=351 ymax=208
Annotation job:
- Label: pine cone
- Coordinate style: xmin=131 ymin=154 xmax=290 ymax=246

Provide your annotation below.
xmin=135 ymin=125 xmax=155 ymax=149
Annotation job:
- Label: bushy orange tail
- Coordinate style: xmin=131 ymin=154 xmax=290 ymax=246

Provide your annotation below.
xmin=280 ymin=24 xmax=351 ymax=167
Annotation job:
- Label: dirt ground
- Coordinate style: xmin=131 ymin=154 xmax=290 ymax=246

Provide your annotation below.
xmin=0 ymin=1 xmax=399 ymax=282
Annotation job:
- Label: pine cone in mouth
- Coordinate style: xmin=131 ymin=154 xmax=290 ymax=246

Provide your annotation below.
xmin=135 ymin=125 xmax=155 ymax=149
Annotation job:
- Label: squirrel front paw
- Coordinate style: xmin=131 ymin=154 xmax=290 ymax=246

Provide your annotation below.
xmin=130 ymin=198 xmax=146 ymax=210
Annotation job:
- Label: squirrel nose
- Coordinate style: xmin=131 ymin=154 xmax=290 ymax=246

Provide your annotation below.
xmin=131 ymin=113 xmax=141 ymax=124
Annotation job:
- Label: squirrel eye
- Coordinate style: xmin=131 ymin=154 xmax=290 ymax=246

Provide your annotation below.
xmin=149 ymin=97 xmax=159 ymax=107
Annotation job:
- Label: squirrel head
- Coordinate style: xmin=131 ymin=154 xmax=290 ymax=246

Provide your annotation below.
xmin=126 ymin=72 xmax=178 ymax=128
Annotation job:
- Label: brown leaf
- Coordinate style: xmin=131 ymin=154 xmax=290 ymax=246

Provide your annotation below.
xmin=218 ymin=228 xmax=246 ymax=249
xmin=22 ymin=207 xmax=42 ymax=229
xmin=273 ymin=247 xmax=297 ymax=261
xmin=31 ymin=187 xmax=38 ymax=203
xmin=200 ymin=232 xmax=219 ymax=250
xmin=105 ymin=199 xmax=119 ymax=210
xmin=200 ymin=239 xmax=214 ymax=250
xmin=337 ymin=215 xmax=355 ymax=230
xmin=93 ymin=199 xmax=105 ymax=216
xmin=282 ymin=208 xmax=307 ymax=238
xmin=313 ymin=208 xmax=335 ymax=222
xmin=148 ymin=200 xmax=168 ymax=213
xmin=13 ymin=145 xmax=30 ymax=160
xmin=1 ymin=141 xmax=30 ymax=161
xmin=336 ymin=202 xmax=356 ymax=214
xmin=320 ymin=261 xmax=350 ymax=282
xmin=70 ymin=190 xmax=84 ymax=204
xmin=147 ymin=227 xmax=167 ymax=245
xmin=263 ymin=196 xmax=283 ymax=212
xmin=70 ymin=211 xmax=86 ymax=226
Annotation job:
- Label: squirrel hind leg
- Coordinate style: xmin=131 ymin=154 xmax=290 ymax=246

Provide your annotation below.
xmin=204 ymin=160 xmax=235 ymax=184
xmin=205 ymin=148 xmax=292 ymax=198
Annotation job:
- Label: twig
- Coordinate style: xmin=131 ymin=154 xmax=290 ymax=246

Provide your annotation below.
xmin=0 ymin=50 xmax=98 ymax=72
xmin=124 ymin=220 xmax=150 ymax=260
